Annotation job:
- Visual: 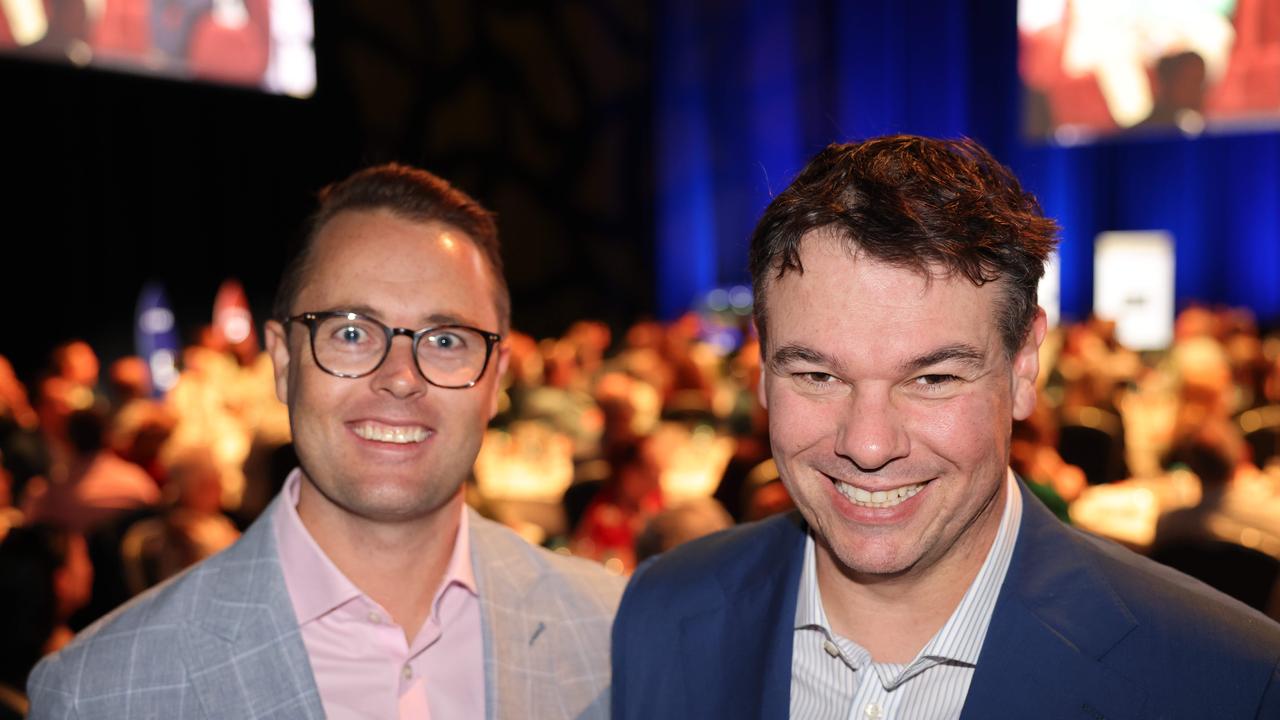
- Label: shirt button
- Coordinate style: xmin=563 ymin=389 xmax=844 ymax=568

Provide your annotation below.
xmin=402 ymin=665 xmax=413 ymax=680
xmin=865 ymin=703 xmax=883 ymax=719
xmin=822 ymin=640 xmax=840 ymax=658
xmin=367 ymin=612 xmax=381 ymax=624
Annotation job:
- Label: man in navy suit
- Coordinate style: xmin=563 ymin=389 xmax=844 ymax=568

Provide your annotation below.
xmin=612 ymin=136 xmax=1280 ymax=719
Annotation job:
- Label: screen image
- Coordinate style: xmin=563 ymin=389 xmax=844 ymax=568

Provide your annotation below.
xmin=1020 ymin=0 xmax=1280 ymax=142
xmin=0 ymin=0 xmax=315 ymax=97
xmin=1093 ymin=230 xmax=1175 ymax=351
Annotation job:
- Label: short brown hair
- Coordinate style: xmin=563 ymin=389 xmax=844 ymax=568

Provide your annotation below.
xmin=273 ymin=163 xmax=510 ymax=331
xmin=749 ymin=135 xmax=1058 ymax=357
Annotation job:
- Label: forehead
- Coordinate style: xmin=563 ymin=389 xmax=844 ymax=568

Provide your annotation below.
xmin=297 ymin=209 xmax=501 ymax=327
xmin=764 ymin=234 xmax=1001 ymax=364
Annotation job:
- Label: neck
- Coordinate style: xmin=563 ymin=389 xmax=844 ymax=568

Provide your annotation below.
xmin=296 ymin=482 xmax=464 ymax=640
xmin=815 ymin=484 xmax=1006 ymax=664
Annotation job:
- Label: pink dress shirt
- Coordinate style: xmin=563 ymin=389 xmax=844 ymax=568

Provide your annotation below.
xmin=273 ymin=470 xmax=485 ymax=719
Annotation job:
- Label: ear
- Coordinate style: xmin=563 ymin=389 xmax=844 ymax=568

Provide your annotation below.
xmin=487 ymin=343 xmax=512 ymax=420
xmin=1011 ymin=308 xmax=1047 ymax=421
xmin=264 ymin=319 xmax=292 ymax=404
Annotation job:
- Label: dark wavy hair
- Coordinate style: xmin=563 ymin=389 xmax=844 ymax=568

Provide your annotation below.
xmin=748 ymin=135 xmax=1059 ymax=357
xmin=273 ymin=163 xmax=510 ymax=331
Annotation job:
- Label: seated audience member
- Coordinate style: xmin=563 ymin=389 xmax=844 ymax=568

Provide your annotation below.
xmin=120 ymin=445 xmax=241 ymax=594
xmin=634 ymin=497 xmax=733 ymax=564
xmin=572 ymin=436 xmax=664 ymax=571
xmin=0 ymin=456 xmax=20 ymax=540
xmin=1053 ymin=319 xmax=1134 ymax=484
xmin=25 ymin=409 xmax=159 ymax=533
xmin=0 ymin=355 xmax=38 ymax=432
xmin=1152 ymin=427 xmax=1280 ymax=614
xmin=1155 ymin=423 xmax=1279 ymax=551
xmin=0 ymin=526 xmax=92 ymax=719
xmin=737 ymin=459 xmax=795 ymax=522
xmin=715 ymin=337 xmax=773 ymax=522
xmin=105 ymin=357 xmax=150 ymax=408
xmin=19 ymin=410 xmax=160 ymax=630
xmin=1 ymin=355 xmax=50 ymax=507
xmin=107 ymin=399 xmax=176 ymax=486
xmin=36 ymin=341 xmax=103 ymax=462
xmin=1011 ymin=403 xmax=1086 ymax=522
xmin=1238 ymin=350 xmax=1280 ymax=468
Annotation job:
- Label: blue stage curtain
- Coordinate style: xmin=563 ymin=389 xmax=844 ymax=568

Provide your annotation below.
xmin=654 ymin=0 xmax=1280 ymax=326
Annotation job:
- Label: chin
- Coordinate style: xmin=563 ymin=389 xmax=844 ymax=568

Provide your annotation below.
xmin=344 ymin=494 xmax=450 ymax=523
xmin=826 ymin=536 xmax=918 ymax=577
xmin=331 ymin=475 xmax=459 ymax=519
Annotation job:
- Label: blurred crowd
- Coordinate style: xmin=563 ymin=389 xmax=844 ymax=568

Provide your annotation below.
xmin=3 ymin=301 xmax=1280 ymax=715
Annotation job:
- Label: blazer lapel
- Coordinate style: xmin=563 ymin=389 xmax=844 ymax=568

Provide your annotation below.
xmin=182 ymin=509 xmax=324 ymax=719
xmin=961 ymin=484 xmax=1146 ymax=720
xmin=678 ymin=513 xmax=807 ymax=720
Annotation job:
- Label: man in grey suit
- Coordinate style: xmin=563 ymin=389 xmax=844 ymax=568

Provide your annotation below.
xmin=29 ymin=164 xmax=624 ymax=719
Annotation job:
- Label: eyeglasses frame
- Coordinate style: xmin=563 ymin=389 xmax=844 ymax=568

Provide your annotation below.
xmin=283 ymin=311 xmax=502 ymax=389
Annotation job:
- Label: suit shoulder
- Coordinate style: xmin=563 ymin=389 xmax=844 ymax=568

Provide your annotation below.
xmin=27 ymin=520 xmax=279 ymax=704
xmin=536 ymin=542 xmax=627 ymax=611
xmin=470 ymin=513 xmax=625 ymax=612
xmin=27 ymin=559 xmax=213 ymax=709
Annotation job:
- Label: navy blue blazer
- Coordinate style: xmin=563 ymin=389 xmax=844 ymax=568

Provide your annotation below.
xmin=612 ymin=480 xmax=1280 ymax=719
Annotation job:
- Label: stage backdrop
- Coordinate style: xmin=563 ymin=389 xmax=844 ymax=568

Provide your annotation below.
xmin=654 ymin=0 xmax=1280 ymax=329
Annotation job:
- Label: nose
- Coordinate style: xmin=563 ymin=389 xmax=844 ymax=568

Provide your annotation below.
xmin=834 ymin=389 xmax=909 ymax=473
xmin=371 ymin=335 xmax=428 ymax=398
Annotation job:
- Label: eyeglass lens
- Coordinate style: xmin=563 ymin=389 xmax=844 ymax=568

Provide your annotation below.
xmin=310 ymin=314 xmax=489 ymax=386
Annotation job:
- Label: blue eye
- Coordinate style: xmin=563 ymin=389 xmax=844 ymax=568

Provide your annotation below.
xmin=337 ymin=326 xmax=366 ymax=344
xmin=426 ymin=331 xmax=468 ymax=351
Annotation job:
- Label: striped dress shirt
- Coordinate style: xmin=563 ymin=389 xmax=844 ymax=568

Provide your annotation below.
xmin=790 ymin=471 xmax=1023 ymax=720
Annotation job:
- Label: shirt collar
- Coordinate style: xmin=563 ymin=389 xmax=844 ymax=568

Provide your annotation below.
xmin=273 ymin=468 xmax=477 ymax=626
xmin=794 ymin=468 xmax=1023 ymax=667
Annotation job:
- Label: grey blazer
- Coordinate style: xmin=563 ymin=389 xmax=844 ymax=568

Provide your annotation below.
xmin=27 ymin=497 xmax=624 ymax=719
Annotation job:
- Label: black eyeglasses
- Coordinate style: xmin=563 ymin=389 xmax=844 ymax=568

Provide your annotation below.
xmin=284 ymin=311 xmax=502 ymax=389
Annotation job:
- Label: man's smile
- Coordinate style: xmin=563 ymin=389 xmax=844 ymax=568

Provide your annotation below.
xmin=349 ymin=420 xmax=432 ymax=444
xmin=832 ymin=479 xmax=928 ymax=509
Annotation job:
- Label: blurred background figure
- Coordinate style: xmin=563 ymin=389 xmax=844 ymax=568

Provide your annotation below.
xmin=1052 ymin=317 xmax=1134 ymax=486
xmin=0 ymin=355 xmax=38 ymax=432
xmin=105 ymin=356 xmax=150 ymax=408
xmin=1011 ymin=403 xmax=1086 ymax=523
xmin=23 ymin=408 xmax=159 ymax=534
xmin=0 ymin=355 xmax=43 ymax=538
xmin=571 ymin=435 xmax=664 ymax=572
xmin=120 ymin=445 xmax=240 ymax=594
xmin=1154 ymin=423 xmax=1263 ymax=550
xmin=0 ymin=525 xmax=92 ymax=719
xmin=34 ymin=341 xmax=102 ymax=483
xmin=1151 ymin=425 xmax=1280 ymax=616
xmin=1133 ymin=50 xmax=1208 ymax=132
xmin=634 ymin=497 xmax=733 ymax=565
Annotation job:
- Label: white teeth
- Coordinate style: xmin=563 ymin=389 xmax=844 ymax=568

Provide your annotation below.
xmin=835 ymin=482 xmax=924 ymax=508
xmin=353 ymin=423 xmax=428 ymax=444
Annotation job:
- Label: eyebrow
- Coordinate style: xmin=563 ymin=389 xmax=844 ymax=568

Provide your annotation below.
xmin=325 ymin=305 xmax=481 ymax=329
xmin=768 ymin=344 xmax=837 ymax=370
xmin=899 ymin=344 xmax=987 ymax=374
xmin=767 ymin=342 xmax=987 ymax=375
